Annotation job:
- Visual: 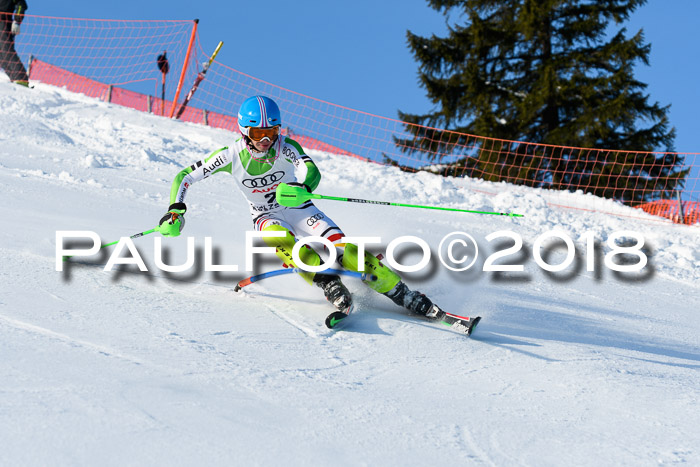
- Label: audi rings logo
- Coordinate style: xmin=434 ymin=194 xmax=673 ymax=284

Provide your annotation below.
xmin=307 ymin=213 xmax=325 ymax=226
xmin=242 ymin=171 xmax=285 ymax=188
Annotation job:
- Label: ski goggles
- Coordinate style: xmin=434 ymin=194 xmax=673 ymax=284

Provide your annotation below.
xmin=246 ymin=125 xmax=281 ymax=142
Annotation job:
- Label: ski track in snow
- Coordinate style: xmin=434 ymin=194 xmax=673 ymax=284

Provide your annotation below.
xmin=1 ymin=81 xmax=700 ymax=465
xmin=262 ymin=298 xmax=321 ymax=339
xmin=0 ymin=313 xmax=147 ymax=367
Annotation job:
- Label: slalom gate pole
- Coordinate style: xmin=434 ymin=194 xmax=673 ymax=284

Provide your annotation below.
xmin=168 ymin=19 xmax=198 ymax=119
xmin=234 ymin=268 xmax=375 ymax=292
xmin=175 ymin=41 xmax=223 ymax=120
xmin=62 ymin=227 xmax=159 ymax=261
xmin=276 ymin=183 xmax=524 ymax=218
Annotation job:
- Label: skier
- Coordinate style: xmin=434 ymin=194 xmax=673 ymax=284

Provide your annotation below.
xmin=158 ymin=95 xmax=448 ymax=327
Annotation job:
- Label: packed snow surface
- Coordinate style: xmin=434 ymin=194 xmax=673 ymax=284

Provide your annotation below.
xmin=1 ymin=82 xmax=699 ymax=466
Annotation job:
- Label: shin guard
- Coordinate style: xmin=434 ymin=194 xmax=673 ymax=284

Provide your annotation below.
xmin=340 ymin=243 xmax=400 ymax=294
xmin=262 ymin=225 xmax=320 ymax=284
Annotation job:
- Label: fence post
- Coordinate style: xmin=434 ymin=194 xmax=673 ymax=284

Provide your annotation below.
xmin=169 ymin=19 xmax=199 ymax=119
xmin=677 ymin=190 xmax=685 ymax=224
xmin=147 ymin=95 xmax=152 ymax=113
xmin=203 ymin=109 xmax=208 ymax=126
xmin=106 ymin=85 xmax=113 ymax=103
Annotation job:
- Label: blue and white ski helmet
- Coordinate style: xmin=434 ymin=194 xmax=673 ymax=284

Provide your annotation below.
xmin=237 ymin=95 xmax=281 ymax=137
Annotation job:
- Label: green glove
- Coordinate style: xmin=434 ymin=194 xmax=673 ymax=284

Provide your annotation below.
xmin=158 ymin=202 xmax=187 ymax=237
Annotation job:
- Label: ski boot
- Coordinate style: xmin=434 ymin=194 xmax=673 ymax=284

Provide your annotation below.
xmin=384 ymin=281 xmax=445 ymax=320
xmin=314 ymin=274 xmax=354 ymax=328
xmin=385 ymin=282 xmax=481 ymax=335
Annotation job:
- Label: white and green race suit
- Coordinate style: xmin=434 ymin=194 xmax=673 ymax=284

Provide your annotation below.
xmin=170 ymin=135 xmax=345 ymax=243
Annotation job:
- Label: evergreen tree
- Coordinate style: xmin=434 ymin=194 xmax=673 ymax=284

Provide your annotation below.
xmin=398 ymin=0 xmax=687 ymax=205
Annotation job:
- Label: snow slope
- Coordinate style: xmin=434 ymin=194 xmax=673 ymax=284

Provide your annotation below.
xmin=1 ymin=81 xmax=699 ymax=466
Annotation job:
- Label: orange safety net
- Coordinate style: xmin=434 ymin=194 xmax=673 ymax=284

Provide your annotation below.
xmin=13 ymin=14 xmax=699 ymax=226
xmin=637 ymin=200 xmax=700 ymax=226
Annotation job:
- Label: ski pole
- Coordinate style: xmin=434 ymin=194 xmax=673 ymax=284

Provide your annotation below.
xmin=100 ymin=227 xmax=160 ymax=248
xmin=62 ymin=227 xmax=159 ymax=261
xmin=175 ymin=41 xmax=223 ymax=120
xmin=234 ymin=268 xmax=376 ymax=292
xmin=276 ymin=183 xmax=524 ymax=217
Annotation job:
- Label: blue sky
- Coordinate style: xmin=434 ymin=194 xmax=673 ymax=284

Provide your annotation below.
xmin=31 ymin=0 xmax=699 ymax=196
